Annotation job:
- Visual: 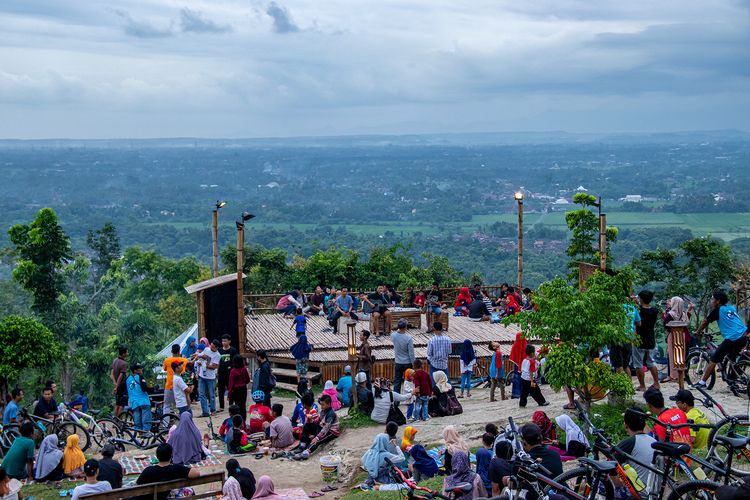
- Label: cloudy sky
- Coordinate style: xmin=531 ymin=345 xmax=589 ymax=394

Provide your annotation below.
xmin=1 ymin=0 xmax=749 ymax=138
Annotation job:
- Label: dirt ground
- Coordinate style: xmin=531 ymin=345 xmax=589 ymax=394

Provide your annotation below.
xmin=114 ymin=377 xmax=749 ymax=499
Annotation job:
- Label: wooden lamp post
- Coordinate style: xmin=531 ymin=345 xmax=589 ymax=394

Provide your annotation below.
xmin=347 ymin=324 xmax=358 ymax=408
xmin=236 ymin=211 xmax=255 ymax=356
xmin=211 ymin=200 xmax=226 ymax=278
xmin=514 ymin=191 xmax=524 ymax=289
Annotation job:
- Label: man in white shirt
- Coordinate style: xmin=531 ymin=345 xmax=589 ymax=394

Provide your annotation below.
xmin=197 ymin=339 xmax=221 ymax=417
xmin=171 ymin=362 xmax=192 ymax=415
xmin=71 ymin=460 xmax=112 ymax=500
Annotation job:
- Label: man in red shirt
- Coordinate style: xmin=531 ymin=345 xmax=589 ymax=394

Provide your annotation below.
xmin=412 ymin=359 xmax=433 ymax=422
xmin=644 ymin=387 xmax=691 ymax=445
xmin=247 ymin=390 xmax=273 ymax=434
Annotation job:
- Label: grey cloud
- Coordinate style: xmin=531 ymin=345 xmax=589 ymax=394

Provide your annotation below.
xmin=179 ymin=8 xmax=232 ymax=34
xmin=114 ymin=9 xmax=173 ymax=38
xmin=266 ymin=2 xmax=299 ymax=33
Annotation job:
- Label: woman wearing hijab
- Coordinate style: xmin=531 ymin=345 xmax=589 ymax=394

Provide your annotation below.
xmin=35 ymin=435 xmax=64 ymax=482
xmin=441 ymin=425 xmax=468 ymax=474
xmin=454 ymin=287 xmax=472 ymax=316
xmin=223 ymin=458 xmax=256 ymax=500
xmin=251 ymin=475 xmax=284 ymax=500
xmin=321 ymin=380 xmax=341 ymax=411
xmin=443 ymin=451 xmax=486 ymax=500
xmin=360 ymin=433 xmax=405 ymax=488
xmin=62 ymin=434 xmax=86 ymax=478
xmin=459 ymin=340 xmax=476 ymax=398
xmin=555 ymin=415 xmax=589 ymax=458
xmin=371 ymin=378 xmax=412 ymax=424
xmin=430 ymin=371 xmax=462 ymax=417
xmin=181 ymin=337 xmax=197 ymax=358
xmin=532 ymin=411 xmax=557 ymax=445
xmin=169 ymin=412 xmax=205 ymax=465
xmin=504 ymin=295 xmax=521 ymax=316
xmin=508 ymin=332 xmax=527 ymax=399
xmin=401 ymin=426 xmax=418 ymax=452
xmin=408 ymin=443 xmax=439 ymax=483
xmin=664 ymin=296 xmax=691 ymax=386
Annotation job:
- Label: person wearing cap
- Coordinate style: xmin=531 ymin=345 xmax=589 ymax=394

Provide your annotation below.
xmin=355 ymin=372 xmax=374 ymax=416
xmin=519 ymin=423 xmax=562 ymax=479
xmin=172 ymin=361 xmax=193 ymax=415
xmin=97 ymin=444 xmax=123 ymax=489
xmin=392 ymin=318 xmax=415 ymax=395
xmin=643 ymin=387 xmax=691 ymax=445
xmin=71 ymin=460 xmax=112 ymax=500
xmin=672 ymin=389 xmax=710 ymax=450
xmin=336 ymin=366 xmax=353 ymax=407
xmin=126 ymin=363 xmax=152 ymax=432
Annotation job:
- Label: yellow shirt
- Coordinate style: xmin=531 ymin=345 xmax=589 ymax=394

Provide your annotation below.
xmin=163 ymin=356 xmax=188 ymax=390
xmin=686 ymin=407 xmax=710 ymax=450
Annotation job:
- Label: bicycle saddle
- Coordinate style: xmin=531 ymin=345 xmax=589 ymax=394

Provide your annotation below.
xmin=447 ymin=483 xmax=474 ymax=494
xmin=578 ymin=457 xmax=618 ymax=473
xmin=88 ymin=409 xmax=101 ymax=415
xmin=714 ymin=434 xmax=750 ymax=449
xmin=651 ymin=441 xmax=690 ymax=458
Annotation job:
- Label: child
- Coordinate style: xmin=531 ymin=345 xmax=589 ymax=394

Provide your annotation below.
xmin=488 ymin=342 xmax=507 ymax=402
xmin=321 ymin=380 xmax=341 ymax=410
xmin=489 ymin=441 xmax=514 ymax=496
xmin=414 ymin=290 xmax=426 ymax=309
xmin=296 ymin=395 xmax=339 ymax=459
xmin=476 ymin=433 xmax=494 ymax=494
xmin=226 ymin=415 xmax=256 ymax=454
xmin=291 ymin=308 xmax=306 ymax=337
xmin=673 ymin=389 xmax=710 ymax=450
xmin=402 ymin=369 xmax=416 ymax=422
xmin=459 ymin=339 xmax=476 ymax=398
xmin=290 ymin=334 xmax=312 ymax=383
xmin=411 ymin=359 xmax=433 ymax=422
xmin=247 ymin=391 xmax=273 ymax=434
xmin=291 ymin=382 xmax=316 ymax=431
xmin=219 ymin=405 xmax=247 ymax=440
xmin=519 ymin=345 xmax=548 ymax=408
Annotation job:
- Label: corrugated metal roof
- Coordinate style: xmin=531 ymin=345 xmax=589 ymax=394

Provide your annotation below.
xmin=184 ymin=273 xmax=246 ymax=294
xmin=245 ymin=312 xmax=520 ymax=363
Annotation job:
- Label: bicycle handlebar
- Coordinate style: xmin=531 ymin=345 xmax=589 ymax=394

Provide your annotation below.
xmin=384 ymin=457 xmax=450 ymax=500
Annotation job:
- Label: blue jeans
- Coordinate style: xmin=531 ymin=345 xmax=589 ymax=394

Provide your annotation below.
xmin=278 ymin=304 xmax=296 ymax=315
xmin=460 ymin=371 xmax=472 ymax=394
xmin=198 ymin=377 xmax=216 ymax=415
xmin=132 ymin=405 xmax=153 ymax=432
xmin=406 ymin=403 xmax=414 ymax=419
xmin=415 ymin=396 xmax=430 ymax=420
xmin=429 ymin=306 xmax=442 ymax=314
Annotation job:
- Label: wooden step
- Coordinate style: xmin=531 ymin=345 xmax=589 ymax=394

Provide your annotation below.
xmin=272 ymin=367 xmax=321 ymax=380
xmin=275 ymin=382 xmax=300 ymax=393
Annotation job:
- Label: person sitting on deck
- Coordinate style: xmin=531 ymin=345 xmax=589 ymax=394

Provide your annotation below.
xmin=367 ymin=284 xmax=393 ymax=336
xmin=275 ymin=291 xmax=302 ymax=317
xmin=330 ymin=287 xmax=359 ymax=334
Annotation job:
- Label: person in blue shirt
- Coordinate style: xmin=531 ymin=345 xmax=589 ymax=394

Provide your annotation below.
xmin=329 ymin=287 xmax=359 ymax=334
xmin=694 ymin=290 xmax=749 ymax=387
xmin=126 ymin=363 xmax=152 ymax=432
xmin=3 ymin=388 xmax=23 ymax=425
xmin=336 ymin=366 xmax=353 ymax=407
xmin=291 ymin=309 xmax=306 ymax=337
xmin=610 ymin=302 xmax=641 ymax=374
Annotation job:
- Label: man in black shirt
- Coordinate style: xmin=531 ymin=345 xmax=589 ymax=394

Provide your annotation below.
xmin=136 ymin=444 xmax=199 ymax=500
xmin=634 ymin=290 xmax=660 ymax=391
xmin=355 ymin=372 xmax=374 ymax=416
xmin=367 ymin=284 xmax=392 ymax=336
xmin=33 ymin=386 xmax=58 ymax=419
xmin=520 ymin=423 xmax=563 ymax=479
xmin=97 ymin=444 xmax=123 ymax=489
xmin=217 ymin=334 xmax=238 ymax=411
xmin=468 ymin=299 xmax=490 ymax=321
xmin=425 ymin=283 xmax=444 ymax=333
xmin=488 ymin=441 xmax=513 ymax=496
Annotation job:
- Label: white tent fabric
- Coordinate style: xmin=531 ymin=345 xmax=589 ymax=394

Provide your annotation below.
xmin=156 ymin=323 xmax=198 ymax=358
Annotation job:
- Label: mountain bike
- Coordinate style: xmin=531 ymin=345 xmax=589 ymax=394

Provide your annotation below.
xmin=0 ymin=424 xmax=21 ymax=458
xmin=60 ymin=402 xmax=121 ymax=449
xmin=686 ymin=333 xmax=750 ymax=396
xmin=19 ymin=405 xmax=91 ymax=452
xmin=384 ymin=456 xmax=473 ymax=500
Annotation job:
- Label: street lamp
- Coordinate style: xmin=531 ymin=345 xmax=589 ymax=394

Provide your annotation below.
xmin=236 ymin=211 xmax=255 ymax=355
xmin=514 ymin=192 xmax=524 ymax=289
xmin=211 ymin=201 xmax=226 ymax=278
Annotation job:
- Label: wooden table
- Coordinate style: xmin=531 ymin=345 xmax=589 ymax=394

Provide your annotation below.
xmin=388 ymin=308 xmax=422 ymax=330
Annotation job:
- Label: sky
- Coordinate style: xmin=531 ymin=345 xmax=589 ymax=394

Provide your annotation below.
xmin=1 ymin=0 xmax=749 ymax=138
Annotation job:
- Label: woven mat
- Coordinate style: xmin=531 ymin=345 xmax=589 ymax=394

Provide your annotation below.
xmin=119 ymin=455 xmax=222 ymax=475
xmin=277 ymin=487 xmax=309 ymax=500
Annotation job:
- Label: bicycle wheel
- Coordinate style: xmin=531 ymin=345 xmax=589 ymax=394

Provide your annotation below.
xmin=56 ymin=421 xmax=91 ymax=452
xmin=707 ymin=414 xmax=750 ymax=475
xmin=1 ymin=425 xmax=21 ymax=455
xmin=685 ymin=351 xmax=715 ymax=389
xmin=93 ymin=417 xmax=123 ymax=446
xmin=153 ymin=412 xmax=179 ymax=432
xmin=730 ymin=359 xmax=750 ymax=397
xmin=666 ymin=479 xmax=720 ymax=500
xmin=547 ymin=467 xmax=615 ymax=500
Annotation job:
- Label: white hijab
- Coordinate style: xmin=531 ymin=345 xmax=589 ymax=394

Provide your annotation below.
xmin=555 ymin=414 xmax=589 ymax=449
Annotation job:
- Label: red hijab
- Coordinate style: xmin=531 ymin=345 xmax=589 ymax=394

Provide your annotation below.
xmin=509 ymin=332 xmax=527 ymax=367
xmin=454 ymin=287 xmax=473 ymax=308
xmin=506 ymin=294 xmax=520 ymax=314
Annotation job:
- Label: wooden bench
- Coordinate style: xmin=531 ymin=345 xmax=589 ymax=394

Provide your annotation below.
xmin=425 ymin=309 xmax=449 ymax=331
xmin=80 ymin=471 xmax=225 ymax=500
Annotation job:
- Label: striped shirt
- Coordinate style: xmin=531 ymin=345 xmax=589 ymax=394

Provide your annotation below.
xmin=427 ymin=334 xmax=452 ymax=370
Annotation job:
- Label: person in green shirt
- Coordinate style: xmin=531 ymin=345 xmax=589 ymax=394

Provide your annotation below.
xmin=1 ymin=421 xmax=35 ymax=479
xmin=671 ymin=389 xmax=710 ymax=450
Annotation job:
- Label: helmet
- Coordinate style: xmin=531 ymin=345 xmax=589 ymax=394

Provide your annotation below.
xmin=251 ymin=390 xmax=265 ymax=402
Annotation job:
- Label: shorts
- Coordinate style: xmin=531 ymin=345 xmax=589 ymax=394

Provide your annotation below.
xmin=296 ymin=358 xmax=309 ymax=376
xmin=711 ymin=337 xmax=748 ymax=363
xmin=631 ymin=347 xmax=657 ymax=368
xmin=609 ymin=344 xmax=631 ymax=369
xmin=116 ymin=384 xmax=128 ymax=407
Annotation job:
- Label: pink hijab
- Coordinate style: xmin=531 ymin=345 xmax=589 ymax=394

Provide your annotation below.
xmin=251 ymin=476 xmax=284 ymax=500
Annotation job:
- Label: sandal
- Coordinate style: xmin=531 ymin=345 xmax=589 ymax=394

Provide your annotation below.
xmin=321 ymin=485 xmax=338 ymax=492
xmin=310 ymin=492 xmax=325 ymax=498
xmin=562 ymin=403 xmax=576 ymax=410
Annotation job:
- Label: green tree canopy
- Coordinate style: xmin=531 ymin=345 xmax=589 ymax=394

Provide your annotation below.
xmin=0 ymin=315 xmax=59 ymax=396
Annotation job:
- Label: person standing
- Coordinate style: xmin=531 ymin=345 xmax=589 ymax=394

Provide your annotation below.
xmin=171 ymin=362 xmax=192 ymax=415
xmin=633 ymin=290 xmax=660 ymax=391
xmin=355 ymin=331 xmax=374 ymax=385
xmin=610 ymin=301 xmax=640 ymax=375
xmin=228 ymin=355 xmax=250 ymax=420
xmin=392 ymin=319 xmax=415 ymax=395
xmin=426 ymin=322 xmax=451 ymax=384
xmin=217 ymin=334 xmax=238 ymax=412
xmin=197 ymin=340 xmax=221 ymax=417
xmin=488 ymin=342 xmax=507 ymax=402
xmin=254 ymin=350 xmax=274 ymax=408
xmin=459 ymin=339 xmax=476 ymax=398
xmin=110 ymin=346 xmax=129 ymax=418
xmin=519 ymin=345 xmax=548 ymax=408
xmin=162 ymin=344 xmax=188 ymax=414
xmin=126 ymin=363 xmax=152 ymax=432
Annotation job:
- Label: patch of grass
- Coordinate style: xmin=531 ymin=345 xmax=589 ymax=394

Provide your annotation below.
xmin=22 ymin=480 xmax=84 ymax=499
xmin=341 ymin=473 xmax=444 ymax=500
xmin=583 ymin=400 xmax=642 ymax=443
xmin=340 ymin=407 xmax=380 ymax=430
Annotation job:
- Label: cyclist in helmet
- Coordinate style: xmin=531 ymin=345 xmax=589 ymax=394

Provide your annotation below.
xmin=247 ymin=390 xmax=272 ymax=434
